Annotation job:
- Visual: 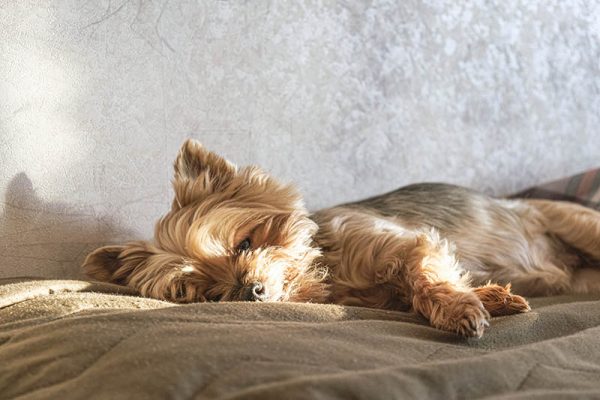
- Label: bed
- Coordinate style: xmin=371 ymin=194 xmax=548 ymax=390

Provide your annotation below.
xmin=1 ymin=170 xmax=599 ymax=399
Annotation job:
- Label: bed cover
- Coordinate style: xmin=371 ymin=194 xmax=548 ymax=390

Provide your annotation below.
xmin=1 ymin=169 xmax=599 ymax=400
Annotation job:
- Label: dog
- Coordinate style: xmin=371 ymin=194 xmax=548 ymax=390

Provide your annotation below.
xmin=83 ymin=139 xmax=600 ymax=337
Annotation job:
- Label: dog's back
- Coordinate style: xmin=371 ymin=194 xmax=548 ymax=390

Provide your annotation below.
xmin=344 ymin=182 xmax=492 ymax=232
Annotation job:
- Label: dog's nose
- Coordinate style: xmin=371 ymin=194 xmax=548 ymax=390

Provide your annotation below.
xmin=242 ymin=282 xmax=267 ymax=301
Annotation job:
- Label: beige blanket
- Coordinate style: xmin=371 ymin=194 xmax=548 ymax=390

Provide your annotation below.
xmin=1 ymin=279 xmax=600 ymax=399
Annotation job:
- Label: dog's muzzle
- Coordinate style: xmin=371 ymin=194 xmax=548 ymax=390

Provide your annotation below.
xmin=241 ymin=282 xmax=268 ymax=302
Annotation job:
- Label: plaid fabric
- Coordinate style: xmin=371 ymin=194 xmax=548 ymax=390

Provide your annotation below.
xmin=514 ymin=168 xmax=600 ymax=210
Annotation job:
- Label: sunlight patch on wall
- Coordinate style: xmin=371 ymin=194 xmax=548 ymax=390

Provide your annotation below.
xmin=2 ymin=17 xmax=88 ymax=203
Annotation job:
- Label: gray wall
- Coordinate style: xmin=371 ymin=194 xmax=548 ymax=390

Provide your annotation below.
xmin=1 ymin=1 xmax=599 ymax=279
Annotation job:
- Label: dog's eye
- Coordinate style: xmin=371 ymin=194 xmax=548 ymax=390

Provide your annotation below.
xmin=237 ymin=237 xmax=252 ymax=252
xmin=174 ymin=283 xmax=187 ymax=302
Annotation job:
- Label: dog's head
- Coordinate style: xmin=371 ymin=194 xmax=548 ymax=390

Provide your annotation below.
xmin=83 ymin=139 xmax=329 ymax=303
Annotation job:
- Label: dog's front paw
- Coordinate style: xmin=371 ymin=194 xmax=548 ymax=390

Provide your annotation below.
xmin=505 ymin=293 xmax=531 ymax=313
xmin=432 ymin=292 xmax=490 ymax=338
xmin=474 ymin=283 xmax=531 ymax=316
xmin=453 ymin=298 xmax=490 ymax=338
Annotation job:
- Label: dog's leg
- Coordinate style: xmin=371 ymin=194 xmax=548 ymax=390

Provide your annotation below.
xmin=402 ymin=231 xmax=491 ymax=337
xmin=473 ymin=283 xmax=530 ymax=316
xmin=526 ymin=199 xmax=600 ymax=259
xmin=320 ymin=224 xmax=491 ymax=337
xmin=523 ymin=200 xmax=600 ymax=294
xmin=317 ymin=212 xmax=506 ymax=337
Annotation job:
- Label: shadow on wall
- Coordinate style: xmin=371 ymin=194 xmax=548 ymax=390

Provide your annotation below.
xmin=0 ymin=173 xmax=133 ymax=279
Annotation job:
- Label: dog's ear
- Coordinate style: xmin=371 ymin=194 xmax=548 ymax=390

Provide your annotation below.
xmin=82 ymin=242 xmax=152 ymax=285
xmin=172 ymin=139 xmax=238 ymax=207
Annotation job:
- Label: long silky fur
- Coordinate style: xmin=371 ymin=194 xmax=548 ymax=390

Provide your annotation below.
xmin=83 ymin=139 xmax=600 ymax=337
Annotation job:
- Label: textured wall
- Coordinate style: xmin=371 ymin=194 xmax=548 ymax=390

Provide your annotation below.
xmin=1 ymin=1 xmax=599 ymax=279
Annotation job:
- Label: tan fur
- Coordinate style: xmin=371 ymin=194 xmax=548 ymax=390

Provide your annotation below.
xmin=83 ymin=140 xmax=600 ymax=338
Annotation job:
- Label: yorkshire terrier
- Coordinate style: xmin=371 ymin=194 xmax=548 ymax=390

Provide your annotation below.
xmin=84 ymin=139 xmax=600 ymax=337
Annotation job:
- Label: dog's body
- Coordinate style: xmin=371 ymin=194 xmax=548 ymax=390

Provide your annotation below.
xmin=84 ymin=140 xmax=600 ymax=337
